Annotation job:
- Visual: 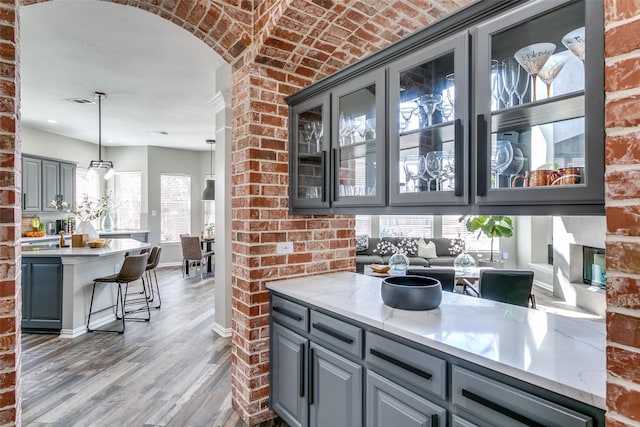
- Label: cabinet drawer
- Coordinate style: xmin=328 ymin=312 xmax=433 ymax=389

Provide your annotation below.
xmin=366 ymin=331 xmax=446 ymax=400
xmin=452 ymin=366 xmax=593 ymax=427
xmin=310 ymin=310 xmax=362 ymax=358
xmin=271 ymin=294 xmax=308 ymax=334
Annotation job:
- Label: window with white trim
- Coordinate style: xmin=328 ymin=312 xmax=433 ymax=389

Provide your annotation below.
xmin=160 ymin=174 xmax=191 ymax=242
xmin=355 ymin=215 xmax=371 ymax=237
xmin=113 ymin=172 xmax=142 ymax=230
xmin=379 ymin=216 xmax=434 ymax=238
xmin=75 ymin=167 xmax=101 ymax=227
xmin=441 ymin=215 xmax=494 ymax=252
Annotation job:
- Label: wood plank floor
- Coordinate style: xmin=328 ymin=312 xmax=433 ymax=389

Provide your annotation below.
xmin=22 ymin=266 xmax=245 ymax=427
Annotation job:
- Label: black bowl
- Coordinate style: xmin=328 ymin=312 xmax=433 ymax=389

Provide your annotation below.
xmin=381 ymin=275 xmax=443 ymax=310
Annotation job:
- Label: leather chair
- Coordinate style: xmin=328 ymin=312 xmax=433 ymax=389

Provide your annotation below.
xmin=406 ymin=267 xmax=456 ymax=292
xmin=87 ymin=252 xmax=150 ymax=333
xmin=180 ymin=236 xmax=214 ymax=278
xmin=465 ymin=269 xmax=536 ymax=308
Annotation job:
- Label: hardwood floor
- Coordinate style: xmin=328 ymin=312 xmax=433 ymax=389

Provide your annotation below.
xmin=22 ymin=266 xmax=241 ymax=427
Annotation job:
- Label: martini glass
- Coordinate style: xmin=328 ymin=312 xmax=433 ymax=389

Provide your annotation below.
xmin=514 ymin=42 xmax=556 ymax=102
xmin=562 ymin=26 xmax=585 ymax=62
xmin=399 ymin=106 xmax=415 ymax=132
xmin=417 ymin=94 xmax=442 ymax=127
xmin=538 ymin=51 xmax=569 ymax=99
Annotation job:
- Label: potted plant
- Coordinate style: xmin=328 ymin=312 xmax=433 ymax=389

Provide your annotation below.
xmin=459 ymin=215 xmax=513 ymax=262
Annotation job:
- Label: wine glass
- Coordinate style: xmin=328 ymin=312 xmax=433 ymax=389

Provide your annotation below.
xmin=445 ymin=73 xmax=455 ymax=107
xmin=501 ymin=58 xmax=519 ymax=108
xmin=562 ymin=26 xmax=585 ymax=62
xmin=339 ymin=113 xmax=353 ymax=146
xmin=417 ymin=94 xmax=442 ymax=127
xmin=438 ymin=103 xmax=453 ymax=122
xmin=312 ymin=120 xmax=323 ymax=152
xmin=424 ymin=151 xmax=447 ymax=191
xmin=490 ymin=60 xmax=504 ymax=110
xmin=302 ymin=122 xmax=314 ymax=153
xmin=538 ymin=51 xmax=569 ymax=99
xmin=403 ymin=154 xmax=421 ymax=192
xmin=514 ymin=42 xmax=556 ymax=102
xmin=494 ymin=140 xmax=513 ymax=189
xmin=514 ymin=64 xmax=530 ymax=105
xmin=399 ymin=106 xmax=415 ymax=132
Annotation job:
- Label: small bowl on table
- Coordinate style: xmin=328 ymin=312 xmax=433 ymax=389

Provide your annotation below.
xmin=370 ymin=264 xmax=391 ymax=274
xmin=87 ymin=239 xmax=111 ymax=248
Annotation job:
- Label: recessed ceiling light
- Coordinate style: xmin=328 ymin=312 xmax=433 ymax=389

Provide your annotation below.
xmin=47 ymin=119 xmax=58 ymax=124
xmin=64 ymin=98 xmax=95 ymax=104
xmin=147 ymin=131 xmax=169 ymax=136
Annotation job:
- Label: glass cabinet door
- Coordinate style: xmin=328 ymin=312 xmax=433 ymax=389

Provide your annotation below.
xmin=474 ymin=0 xmax=603 ymax=210
xmin=331 ymin=69 xmax=385 ymax=207
xmin=290 ymin=94 xmax=330 ymax=209
xmin=388 ymin=32 xmax=469 ymax=207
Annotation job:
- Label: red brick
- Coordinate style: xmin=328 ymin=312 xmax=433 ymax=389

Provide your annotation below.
xmin=607 ymin=132 xmax=640 ymax=165
xmin=606 ymin=169 xmax=640 ymax=200
xmin=608 ymin=346 xmax=640 ymax=385
xmin=607 ymin=206 xmax=640 ymax=236
xmin=606 ymin=56 xmax=640 ymax=92
xmin=608 ymin=382 xmax=640 ymax=423
xmin=607 ymin=312 xmax=640 ymax=348
xmin=605 ymin=19 xmax=640 ymax=58
xmin=605 ymin=0 xmax=640 ymax=24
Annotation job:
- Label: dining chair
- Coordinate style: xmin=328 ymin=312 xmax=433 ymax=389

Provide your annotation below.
xmin=180 ymin=236 xmax=214 ymax=278
xmin=87 ymin=252 xmax=150 ymax=333
xmin=406 ymin=267 xmax=456 ymax=292
xmin=146 ymin=246 xmax=162 ymax=309
xmin=464 ymin=269 xmax=536 ymax=308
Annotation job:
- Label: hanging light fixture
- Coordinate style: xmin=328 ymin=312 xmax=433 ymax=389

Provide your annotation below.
xmin=87 ymin=91 xmax=115 ymax=180
xmin=201 ymin=139 xmax=216 ymax=200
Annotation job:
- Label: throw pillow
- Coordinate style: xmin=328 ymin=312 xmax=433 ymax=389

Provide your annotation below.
xmin=417 ymin=239 xmax=438 ymax=258
xmin=397 ymin=238 xmax=418 ymax=256
xmin=374 ymin=240 xmax=398 ymax=256
xmin=355 ymin=235 xmax=369 ymax=252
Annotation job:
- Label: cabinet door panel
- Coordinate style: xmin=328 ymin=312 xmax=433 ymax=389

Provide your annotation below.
xmin=271 ymin=322 xmax=307 ymax=427
xmin=366 ymin=370 xmax=445 ymax=427
xmin=309 ymin=343 xmax=362 ymax=427
xmin=22 ymin=157 xmax=42 ymax=212
xmin=59 ymin=162 xmax=76 ymax=209
xmin=42 ymin=160 xmax=60 ymax=212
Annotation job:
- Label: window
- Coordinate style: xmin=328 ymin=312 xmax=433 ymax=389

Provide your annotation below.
xmin=203 ymin=200 xmax=215 ymax=227
xmin=441 ymin=215 xmax=494 ymax=252
xmin=161 ymin=174 xmax=191 ymax=242
xmin=76 ymin=168 xmax=100 ymax=226
xmin=113 ymin=172 xmax=142 ymax=230
xmin=379 ymin=216 xmax=433 ymax=238
xmin=355 ymin=215 xmax=371 ymax=236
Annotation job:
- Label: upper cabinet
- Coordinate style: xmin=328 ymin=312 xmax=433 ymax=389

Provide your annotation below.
xmin=287 ymin=0 xmax=603 ymax=216
xmin=22 ymin=155 xmax=76 ymax=213
xmin=473 ymin=0 xmax=603 ymax=213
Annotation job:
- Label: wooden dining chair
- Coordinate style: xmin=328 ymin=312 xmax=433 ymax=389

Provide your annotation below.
xmin=464 ymin=269 xmax=536 ymax=308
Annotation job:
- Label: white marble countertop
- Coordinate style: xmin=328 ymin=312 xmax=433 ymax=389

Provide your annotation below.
xmin=22 ymin=230 xmax=150 ymax=244
xmin=266 ymin=271 xmax=606 ymax=409
xmin=21 ymin=238 xmax=150 ymax=257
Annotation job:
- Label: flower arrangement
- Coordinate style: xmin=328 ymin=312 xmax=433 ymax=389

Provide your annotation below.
xmin=50 ymin=196 xmax=70 ymax=211
xmin=74 ymin=192 xmax=112 ymax=222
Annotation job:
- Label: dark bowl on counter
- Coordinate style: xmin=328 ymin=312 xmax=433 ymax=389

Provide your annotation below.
xmin=381 ymin=275 xmax=442 ymax=311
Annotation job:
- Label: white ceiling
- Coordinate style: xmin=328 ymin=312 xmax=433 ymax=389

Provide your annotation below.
xmin=19 ymin=1 xmax=227 ymax=152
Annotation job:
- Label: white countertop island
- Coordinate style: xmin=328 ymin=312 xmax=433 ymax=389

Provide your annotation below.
xmin=266 ymin=271 xmax=606 ymax=410
xmin=22 ymin=239 xmax=151 ymax=337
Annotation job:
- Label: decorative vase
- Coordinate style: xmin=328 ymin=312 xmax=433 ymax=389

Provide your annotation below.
xmin=454 ymin=252 xmax=476 ymax=273
xmin=388 ymin=252 xmax=410 ymax=275
xmin=76 ymin=220 xmax=99 ymax=241
xmin=101 ymin=213 xmax=114 ymax=232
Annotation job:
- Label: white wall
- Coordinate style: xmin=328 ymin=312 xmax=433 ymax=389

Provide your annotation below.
xmin=21 ymin=126 xmax=97 ymax=165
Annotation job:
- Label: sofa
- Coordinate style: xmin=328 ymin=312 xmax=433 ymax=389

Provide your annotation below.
xmin=355 ymin=236 xmax=463 ymax=273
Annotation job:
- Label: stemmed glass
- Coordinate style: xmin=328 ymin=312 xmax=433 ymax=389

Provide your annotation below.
xmin=424 ymin=151 xmax=447 ymax=191
xmin=417 ymin=94 xmax=442 ymax=127
xmin=403 ymin=154 xmax=421 ymax=192
xmin=538 ymin=51 xmax=569 ymax=99
xmin=445 ymin=73 xmax=455 ymax=108
xmin=562 ymin=27 xmax=585 ymax=62
xmin=514 ymin=64 xmax=530 ymax=105
xmin=494 ymin=140 xmax=513 ymax=189
xmin=339 ymin=113 xmax=353 ymax=146
xmin=490 ymin=60 xmax=504 ymax=111
xmin=312 ymin=120 xmax=323 ymax=152
xmin=302 ymin=122 xmax=314 ymax=153
xmin=438 ymin=103 xmax=453 ymax=122
xmin=501 ymin=58 xmax=519 ymax=108
xmin=399 ymin=106 xmax=415 ymax=132
xmin=514 ymin=42 xmax=556 ymax=102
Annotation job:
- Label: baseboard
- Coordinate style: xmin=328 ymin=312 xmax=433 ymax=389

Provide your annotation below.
xmin=212 ymin=322 xmax=232 ymax=338
xmin=59 ymin=313 xmax=116 ymax=339
xmin=533 ymin=279 xmax=553 ymax=292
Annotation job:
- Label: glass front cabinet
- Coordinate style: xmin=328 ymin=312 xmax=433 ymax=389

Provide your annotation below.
xmin=473 ymin=0 xmax=604 ymax=212
xmin=288 ymin=0 xmax=603 ymax=215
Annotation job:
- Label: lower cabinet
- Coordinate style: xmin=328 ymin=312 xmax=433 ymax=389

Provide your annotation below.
xmin=366 ymin=370 xmax=445 ymax=427
xmin=21 ymin=257 xmax=63 ymax=333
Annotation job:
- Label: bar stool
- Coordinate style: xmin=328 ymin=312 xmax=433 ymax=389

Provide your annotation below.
xmin=146 ymin=246 xmax=162 ymax=309
xmin=87 ymin=252 xmax=150 ymax=333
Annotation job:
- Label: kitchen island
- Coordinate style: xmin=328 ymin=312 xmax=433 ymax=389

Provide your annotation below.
xmin=267 ymin=272 xmax=605 ymax=426
xmin=21 ymin=238 xmax=150 ymax=337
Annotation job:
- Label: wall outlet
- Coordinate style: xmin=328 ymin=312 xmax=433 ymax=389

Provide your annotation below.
xmin=277 ymin=242 xmax=293 ymax=255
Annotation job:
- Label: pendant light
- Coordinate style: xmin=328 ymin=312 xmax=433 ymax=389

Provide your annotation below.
xmin=87 ymin=91 xmax=115 ymax=180
xmin=201 ymin=139 xmax=216 ymax=200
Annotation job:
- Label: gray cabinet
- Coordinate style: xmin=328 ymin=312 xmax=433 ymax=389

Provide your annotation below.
xmin=21 ymin=257 xmax=63 ymax=333
xmin=366 ymin=370 xmax=446 ymax=427
xmin=22 ymin=156 xmax=42 ymax=212
xmin=23 ymin=155 xmax=76 ymax=213
xmin=309 ymin=342 xmax=362 ymax=427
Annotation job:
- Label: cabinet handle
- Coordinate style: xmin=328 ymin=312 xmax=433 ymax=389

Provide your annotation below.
xmin=454 ymin=119 xmax=463 ymax=197
xmin=23 ymin=193 xmax=26 ymax=210
xmin=273 ymin=306 xmax=303 ymax=321
xmin=321 ymin=151 xmax=327 ymax=202
xmin=461 ymin=388 xmax=546 ymax=427
xmin=308 ymin=346 xmax=315 ymax=405
xmin=369 ymin=348 xmax=432 ymax=380
xmin=299 ymin=343 xmax=305 ymax=398
xmin=332 ymin=148 xmax=338 ymax=201
xmin=476 ymin=114 xmax=488 ymax=197
xmin=312 ymin=322 xmax=354 ymax=344
xmin=431 ymin=414 xmax=439 ymax=426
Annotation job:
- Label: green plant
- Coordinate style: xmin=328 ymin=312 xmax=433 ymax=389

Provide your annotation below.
xmin=74 ymin=191 xmax=112 ymax=222
xmin=459 ymin=215 xmax=513 ymax=261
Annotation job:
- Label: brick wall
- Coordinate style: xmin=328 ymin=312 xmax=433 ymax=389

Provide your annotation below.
xmin=0 ymin=0 xmax=20 ymax=424
xmin=605 ymin=1 xmax=640 ymax=425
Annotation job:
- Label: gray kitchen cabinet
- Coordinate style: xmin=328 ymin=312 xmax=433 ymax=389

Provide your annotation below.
xmin=309 ymin=342 xmax=362 ymax=427
xmin=23 ymin=155 xmax=76 ymax=213
xmin=21 ymin=257 xmax=63 ymax=333
xmin=22 ymin=156 xmax=42 ymax=212
xmin=366 ymin=370 xmax=446 ymax=427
